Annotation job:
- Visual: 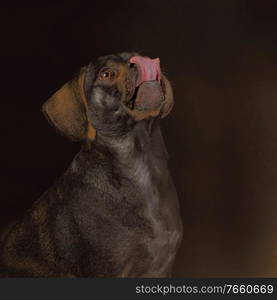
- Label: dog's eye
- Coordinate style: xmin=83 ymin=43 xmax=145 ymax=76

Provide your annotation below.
xmin=99 ymin=68 xmax=116 ymax=80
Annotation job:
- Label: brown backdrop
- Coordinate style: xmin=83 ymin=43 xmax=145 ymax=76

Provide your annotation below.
xmin=1 ymin=0 xmax=277 ymax=276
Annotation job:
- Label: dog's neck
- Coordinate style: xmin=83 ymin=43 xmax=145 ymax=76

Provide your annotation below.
xmin=85 ymin=118 xmax=167 ymax=164
xmin=68 ymin=118 xmax=168 ymax=193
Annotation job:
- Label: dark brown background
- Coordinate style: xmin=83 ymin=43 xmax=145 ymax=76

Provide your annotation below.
xmin=1 ymin=0 xmax=277 ymax=277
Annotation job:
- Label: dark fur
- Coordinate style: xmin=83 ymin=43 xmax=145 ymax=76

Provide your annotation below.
xmin=0 ymin=52 xmax=183 ymax=277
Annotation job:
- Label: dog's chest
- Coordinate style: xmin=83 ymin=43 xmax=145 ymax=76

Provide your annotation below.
xmin=117 ymin=157 xmax=182 ymax=276
xmin=67 ymin=134 xmax=182 ymax=277
xmin=139 ymin=210 xmax=182 ymax=277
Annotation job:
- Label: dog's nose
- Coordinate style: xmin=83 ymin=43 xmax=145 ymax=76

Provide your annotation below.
xmin=128 ymin=62 xmax=136 ymax=68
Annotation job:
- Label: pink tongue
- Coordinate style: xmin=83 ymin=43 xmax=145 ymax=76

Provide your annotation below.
xmin=130 ymin=56 xmax=161 ymax=87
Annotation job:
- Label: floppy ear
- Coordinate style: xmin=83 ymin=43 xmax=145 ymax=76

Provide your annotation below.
xmin=160 ymin=75 xmax=174 ymax=118
xmin=42 ymin=69 xmax=96 ymax=141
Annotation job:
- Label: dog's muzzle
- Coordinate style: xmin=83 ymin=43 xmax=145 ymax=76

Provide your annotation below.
xmin=127 ymin=56 xmax=164 ymax=112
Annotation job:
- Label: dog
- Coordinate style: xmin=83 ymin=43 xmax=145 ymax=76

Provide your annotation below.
xmin=0 ymin=52 xmax=183 ymax=277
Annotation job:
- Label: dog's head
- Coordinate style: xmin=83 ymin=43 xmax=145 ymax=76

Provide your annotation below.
xmin=42 ymin=52 xmax=174 ymax=141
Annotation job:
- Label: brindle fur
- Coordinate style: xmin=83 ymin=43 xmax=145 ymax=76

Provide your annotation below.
xmin=0 ymin=52 xmax=183 ymax=277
